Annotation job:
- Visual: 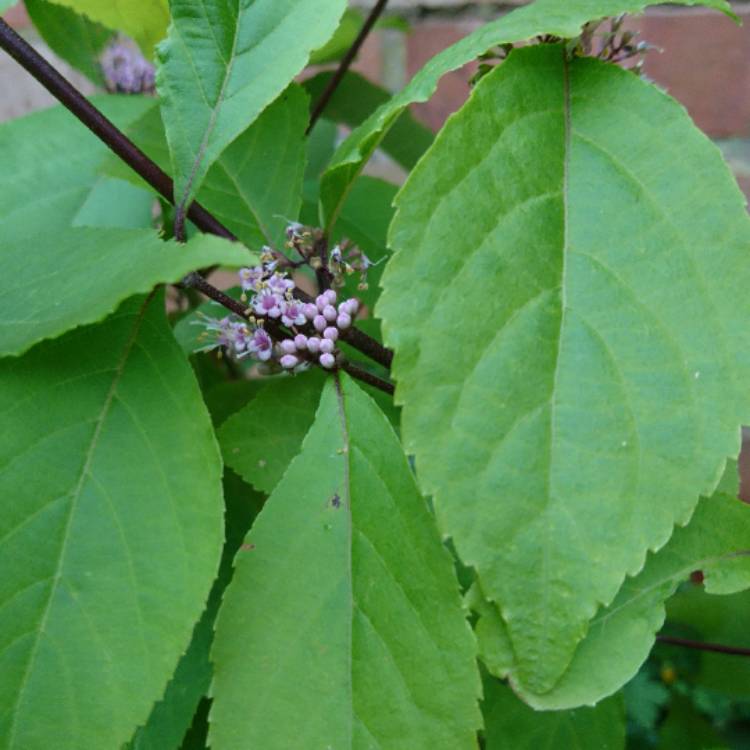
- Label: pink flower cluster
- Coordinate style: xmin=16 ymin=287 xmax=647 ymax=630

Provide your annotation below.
xmin=276 ymin=289 xmax=359 ymax=370
xmin=194 ymin=250 xmax=359 ymax=373
xmin=100 ymin=41 xmax=155 ymax=94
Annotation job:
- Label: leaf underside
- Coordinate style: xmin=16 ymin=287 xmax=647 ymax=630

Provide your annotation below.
xmin=379 ymin=45 xmax=750 ymax=696
xmin=0 ymin=295 xmax=224 ymax=750
xmin=210 ymin=374 xmax=481 ymax=749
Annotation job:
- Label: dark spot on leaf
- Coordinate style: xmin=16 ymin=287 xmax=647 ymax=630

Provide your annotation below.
xmin=240 ymin=543 xmax=256 ymax=552
xmin=331 ymin=493 xmax=341 ymax=509
xmin=690 ymin=570 xmax=704 ymax=585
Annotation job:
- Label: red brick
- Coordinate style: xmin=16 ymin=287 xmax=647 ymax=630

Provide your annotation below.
xmin=2 ymin=2 xmax=29 ymax=28
xmin=637 ymin=6 xmax=750 ymax=138
xmin=405 ymin=20 xmax=480 ymax=131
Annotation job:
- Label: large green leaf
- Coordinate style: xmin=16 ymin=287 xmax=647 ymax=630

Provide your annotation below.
xmin=320 ymin=0 xmax=734 ymax=227
xmin=43 ymin=0 xmax=168 ymax=53
xmin=127 ymin=471 xmax=263 ymax=750
xmin=156 ymin=0 xmax=345 ymax=212
xmin=218 ymin=370 xmax=326 ymax=494
xmin=25 ymin=0 xmax=113 ymax=86
xmin=72 ymin=177 xmax=155 ymax=230
xmin=107 ymin=85 xmax=308 ymax=249
xmin=378 ymin=45 xmax=750 ymax=695
xmin=482 ymin=678 xmax=625 ymax=749
xmin=0 ymin=97 xmax=154 ymax=240
xmin=472 ymin=488 xmax=750 ymax=710
xmin=210 ymin=374 xmax=481 ymax=749
xmin=303 ymin=71 xmax=433 ymax=171
xmin=0 ymin=294 xmax=223 ymax=750
xmin=0 ymin=228 xmax=253 ymax=356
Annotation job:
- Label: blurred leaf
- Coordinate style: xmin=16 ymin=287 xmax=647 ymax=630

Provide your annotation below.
xmin=25 ymin=0 xmax=113 ymax=85
xmin=309 ymin=8 xmax=364 ymax=65
xmin=304 ymin=70 xmax=433 ymax=171
xmin=656 ymin=697 xmax=728 ymax=750
xmin=0 ymin=96 xmax=153 ymax=240
xmin=43 ymin=0 xmax=168 ymax=53
xmin=482 ymin=677 xmax=625 ymax=749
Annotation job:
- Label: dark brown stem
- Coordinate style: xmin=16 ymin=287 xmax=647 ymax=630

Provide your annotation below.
xmin=341 ymin=361 xmax=394 ymax=395
xmin=0 ymin=19 xmax=235 ymax=241
xmin=656 ymin=634 xmax=750 ymax=658
xmin=0 ymin=18 xmax=394 ymax=371
xmin=306 ymin=0 xmax=389 ymax=134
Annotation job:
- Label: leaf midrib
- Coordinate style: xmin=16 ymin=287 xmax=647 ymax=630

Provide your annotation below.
xmin=6 ymin=298 xmax=151 ymax=749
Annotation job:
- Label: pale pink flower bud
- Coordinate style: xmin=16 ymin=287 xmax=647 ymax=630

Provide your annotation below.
xmin=320 ymin=338 xmax=335 ymax=354
xmin=323 ymin=289 xmax=337 ymax=305
xmin=280 ymin=354 xmax=299 ymax=369
xmin=280 ymin=339 xmax=297 ymax=355
xmin=313 ymin=315 xmax=327 ymax=332
xmin=336 ymin=312 xmax=352 ymax=330
xmin=316 ymin=294 xmax=328 ymax=312
xmin=323 ymin=305 xmax=337 ymax=322
xmin=340 ymin=298 xmax=359 ymax=316
xmin=319 ymin=352 xmax=335 ymax=369
xmin=303 ymin=303 xmax=318 ymax=320
xmin=307 ymin=337 xmax=321 ymax=353
xmin=294 ymin=334 xmax=308 ymax=350
xmin=323 ymin=327 xmax=339 ymax=341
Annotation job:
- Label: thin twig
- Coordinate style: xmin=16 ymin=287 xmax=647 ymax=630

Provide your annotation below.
xmin=0 ymin=18 xmax=394 ymax=372
xmin=307 ymin=0 xmax=390 ymax=134
xmin=656 ymin=634 xmax=750 ymax=658
xmin=341 ymin=361 xmax=394 ymax=395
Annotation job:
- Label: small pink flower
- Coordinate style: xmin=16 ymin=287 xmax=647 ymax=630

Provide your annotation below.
xmin=294 ymin=334 xmax=308 ymax=350
xmin=279 ymin=339 xmax=297 ymax=355
xmin=323 ymin=305 xmax=337 ymax=322
xmin=323 ymin=327 xmax=339 ymax=341
xmin=268 ymin=273 xmax=294 ymax=295
xmin=249 ymin=328 xmax=273 ymax=361
xmin=281 ymin=299 xmax=306 ymax=327
xmin=313 ymin=315 xmax=327 ymax=332
xmin=320 ymin=338 xmax=335 ymax=354
xmin=253 ymin=290 xmax=283 ymax=318
xmin=337 ymin=312 xmax=352 ymax=330
xmin=238 ymin=266 xmax=264 ymax=292
xmin=303 ymin=303 xmax=318 ymax=321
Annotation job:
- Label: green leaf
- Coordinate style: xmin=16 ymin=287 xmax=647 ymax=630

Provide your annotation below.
xmin=0 ymin=228 xmax=254 ymax=357
xmin=218 ymin=370 xmax=327 ymax=494
xmin=302 ymin=176 xmax=397 ymax=311
xmin=156 ymin=0 xmax=345 ymax=212
xmin=0 ymin=294 xmax=223 ymax=750
xmin=0 ymin=1 xmax=17 ymax=12
xmin=475 ymin=489 xmax=750 ymax=710
xmin=309 ymin=8 xmax=364 ymax=65
xmin=108 ymin=85 xmax=308 ymax=249
xmin=656 ymin=696 xmax=728 ymax=750
xmin=303 ymin=71 xmax=433 ymax=171
xmin=43 ymin=0 xmax=168 ymax=53
xmin=666 ymin=588 xmax=750 ymax=700
xmin=321 ymin=0 xmax=734 ymax=227
xmin=379 ymin=45 xmax=750 ymax=695
xmin=127 ymin=471 xmax=263 ymax=750
xmin=0 ymin=96 xmax=154 ymax=240
xmin=210 ymin=374 xmax=481 ymax=749
xmin=72 ymin=177 xmax=155 ymax=230
xmin=482 ymin=677 xmax=625 ymax=749
xmin=25 ymin=0 xmax=113 ymax=85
